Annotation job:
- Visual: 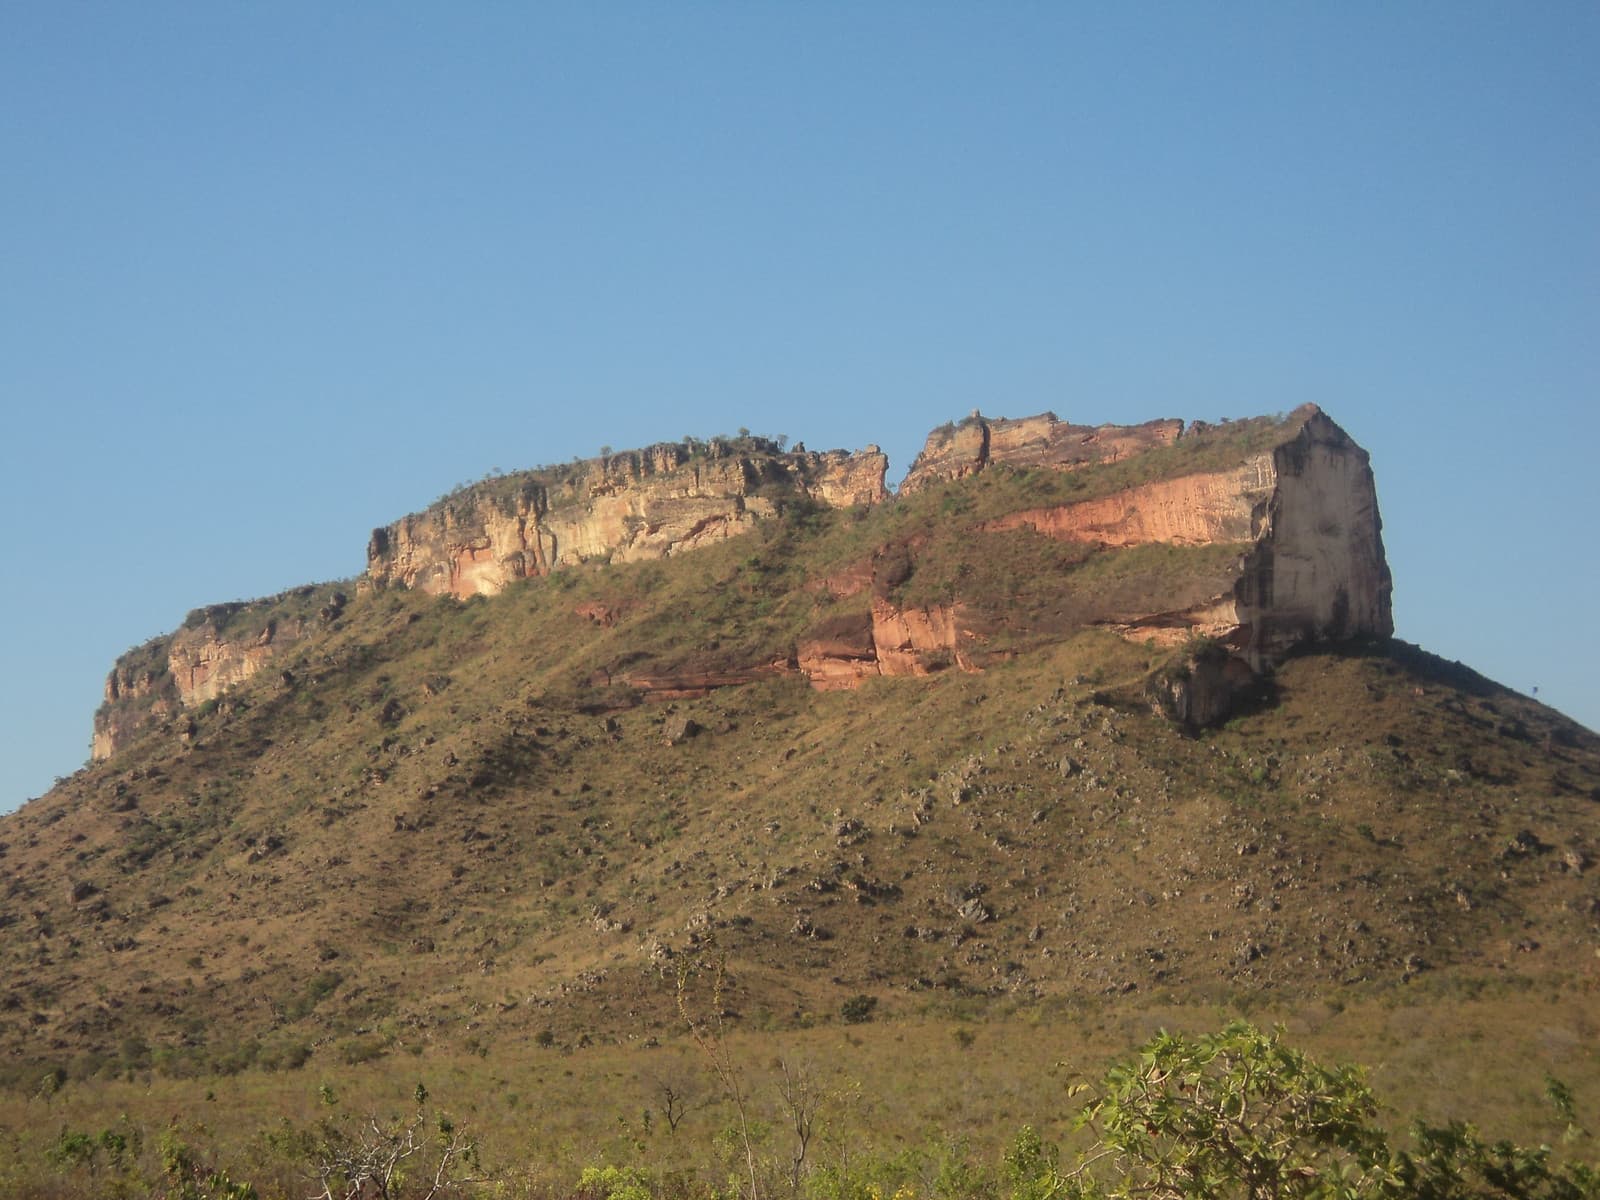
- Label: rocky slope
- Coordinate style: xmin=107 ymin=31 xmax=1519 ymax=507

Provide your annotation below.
xmin=8 ymin=405 xmax=1595 ymax=1168
xmin=6 ymin=554 xmax=1597 ymax=1086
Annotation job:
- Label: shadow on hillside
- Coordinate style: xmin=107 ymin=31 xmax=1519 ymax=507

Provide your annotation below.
xmin=1281 ymin=636 xmax=1512 ymax=699
xmin=1283 ymin=637 xmax=1598 ymax=747
xmin=1221 ymin=671 xmax=1283 ymax=724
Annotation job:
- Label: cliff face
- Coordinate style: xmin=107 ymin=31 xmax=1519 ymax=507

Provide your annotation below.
xmin=962 ymin=410 xmax=1392 ymax=668
xmin=1233 ymin=411 xmax=1393 ymax=668
xmin=93 ymin=645 xmax=179 ymax=760
xmin=983 ymin=460 xmax=1274 ymax=547
xmin=797 ymin=406 xmax=1391 ymax=696
xmin=796 ymin=598 xmax=977 ymax=691
xmin=166 ymin=611 xmax=313 ymax=707
xmin=368 ymin=438 xmax=889 ymax=599
xmin=92 ymin=589 xmax=346 ymax=760
xmin=90 ymin=409 xmax=1392 ymax=759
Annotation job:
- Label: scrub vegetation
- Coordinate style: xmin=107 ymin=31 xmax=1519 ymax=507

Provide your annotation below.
xmin=5 ymin=423 xmax=1599 ymax=1197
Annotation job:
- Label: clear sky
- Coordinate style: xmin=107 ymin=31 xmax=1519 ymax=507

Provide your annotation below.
xmin=2 ymin=4 xmax=1596 ymax=813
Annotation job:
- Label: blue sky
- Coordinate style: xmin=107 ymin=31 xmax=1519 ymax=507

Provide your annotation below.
xmin=2 ymin=4 xmax=1596 ymax=812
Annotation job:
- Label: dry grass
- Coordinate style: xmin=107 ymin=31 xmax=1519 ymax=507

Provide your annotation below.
xmin=4 ymin=991 xmax=1596 ymax=1198
xmin=2 ymin=413 xmax=1598 ymax=1195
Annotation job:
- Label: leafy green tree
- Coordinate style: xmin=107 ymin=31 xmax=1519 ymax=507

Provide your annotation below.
xmin=1059 ymin=1022 xmax=1599 ymax=1199
xmin=1062 ymin=1022 xmax=1394 ymax=1197
xmin=158 ymin=1125 xmax=258 ymax=1200
xmin=1004 ymin=1125 xmax=1061 ymax=1200
xmin=1394 ymin=1120 xmax=1599 ymax=1199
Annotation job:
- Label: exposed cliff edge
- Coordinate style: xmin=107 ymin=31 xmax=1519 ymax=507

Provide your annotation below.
xmin=92 ymin=437 xmax=885 ymax=759
xmin=899 ymin=411 xmax=1184 ymax=492
xmin=367 ymin=436 xmax=889 ymax=599
xmin=92 ymin=586 xmax=347 ymax=760
xmin=92 ymin=407 xmax=1391 ymax=758
xmin=984 ymin=407 xmax=1392 ymax=668
xmin=797 ymin=406 xmax=1392 ymax=713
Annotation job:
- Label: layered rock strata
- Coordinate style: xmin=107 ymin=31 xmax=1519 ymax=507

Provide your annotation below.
xmin=982 ymin=408 xmax=1391 ymax=669
xmin=91 ymin=409 xmax=1392 ymax=756
xmin=368 ymin=438 xmax=889 ymax=599
xmin=797 ymin=406 xmax=1392 ymax=694
xmin=92 ymin=590 xmax=345 ymax=760
xmin=797 ymin=600 xmax=978 ymax=691
xmin=983 ymin=460 xmax=1274 ymax=548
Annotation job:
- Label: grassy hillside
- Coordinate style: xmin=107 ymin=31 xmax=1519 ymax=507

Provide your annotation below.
xmin=2 ymin=424 xmax=1597 ymax=1196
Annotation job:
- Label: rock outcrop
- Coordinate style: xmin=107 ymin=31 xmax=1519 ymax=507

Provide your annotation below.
xmin=1231 ymin=413 xmax=1393 ymax=667
xmin=795 ymin=612 xmax=880 ymax=690
xmin=982 ymin=460 xmax=1273 ymax=548
xmin=93 ymin=643 xmax=180 ymax=761
xmin=797 ymin=406 xmax=1391 ymax=702
xmin=168 ymin=612 xmax=297 ymax=708
xmin=979 ymin=407 xmax=1391 ymax=670
xmin=367 ymin=438 xmax=889 ymax=599
xmin=92 ymin=588 xmax=346 ymax=760
xmin=90 ymin=409 xmax=1392 ymax=757
xmin=900 ymin=412 xmax=1183 ymax=492
xmin=1147 ymin=645 xmax=1259 ymax=730
xmin=797 ymin=598 xmax=979 ymax=691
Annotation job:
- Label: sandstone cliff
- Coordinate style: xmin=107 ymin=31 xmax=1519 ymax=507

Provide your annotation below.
xmin=367 ymin=437 xmax=889 ymax=599
xmin=796 ymin=598 xmax=979 ymax=691
xmin=91 ymin=409 xmax=1391 ymax=758
xmin=978 ymin=407 xmax=1392 ymax=669
xmin=92 ymin=586 xmax=347 ymax=760
xmin=93 ymin=437 xmax=886 ymax=758
xmin=93 ymin=639 xmax=180 ymax=760
xmin=797 ymin=406 xmax=1391 ymax=704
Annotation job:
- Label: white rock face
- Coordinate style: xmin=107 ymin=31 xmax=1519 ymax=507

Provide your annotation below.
xmin=367 ymin=440 xmax=889 ymax=599
xmin=977 ymin=407 xmax=1392 ymax=672
xmin=1234 ymin=410 xmax=1393 ymax=669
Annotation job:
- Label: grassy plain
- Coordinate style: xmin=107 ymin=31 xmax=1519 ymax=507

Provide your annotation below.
xmin=5 ymin=990 xmax=1598 ymax=1197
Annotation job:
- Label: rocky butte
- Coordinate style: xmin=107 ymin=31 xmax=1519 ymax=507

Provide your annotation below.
xmin=807 ymin=404 xmax=1393 ymax=726
xmin=92 ymin=406 xmax=1390 ymax=757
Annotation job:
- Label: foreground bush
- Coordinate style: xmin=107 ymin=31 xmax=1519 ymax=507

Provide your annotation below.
xmin=1045 ymin=1022 xmax=1599 ymax=1199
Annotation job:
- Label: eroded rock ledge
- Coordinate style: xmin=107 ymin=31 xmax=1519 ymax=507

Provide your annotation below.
xmin=900 ymin=412 xmax=1184 ymax=492
xmin=367 ymin=437 xmax=889 ymax=600
xmin=92 ymin=588 xmax=347 ymax=760
xmin=797 ymin=406 xmax=1392 ymax=703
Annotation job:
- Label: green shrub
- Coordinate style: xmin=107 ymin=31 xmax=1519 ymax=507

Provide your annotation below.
xmin=841 ymin=995 xmax=878 ymax=1024
xmin=578 ymin=1163 xmax=654 ymax=1200
xmin=334 ymin=1034 xmax=386 ymax=1066
xmin=1004 ymin=1125 xmax=1059 ymax=1200
xmin=1059 ymin=1021 xmax=1600 ymax=1199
